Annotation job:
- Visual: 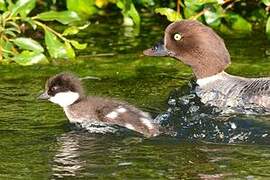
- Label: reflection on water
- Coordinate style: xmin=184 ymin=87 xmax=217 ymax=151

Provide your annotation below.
xmin=53 ymin=131 xmax=85 ymax=178
xmin=50 ymin=131 xmax=270 ymax=179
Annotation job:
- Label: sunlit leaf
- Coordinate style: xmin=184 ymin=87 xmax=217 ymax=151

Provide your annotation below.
xmin=0 ymin=0 xmax=6 ymax=11
xmin=65 ymin=42 xmax=75 ymax=59
xmin=0 ymin=39 xmax=15 ymax=59
xmin=4 ymin=30 xmax=16 ymax=37
xmin=155 ymin=8 xmax=181 ymax=22
xmin=36 ymin=11 xmax=80 ymax=25
xmin=6 ymin=21 xmax=21 ymax=33
xmin=204 ymin=9 xmax=222 ymax=27
xmin=6 ymin=27 xmax=20 ymax=34
xmin=12 ymin=51 xmax=49 ymax=65
xmin=266 ymin=16 xmax=270 ymax=39
xmin=128 ymin=2 xmax=140 ymax=26
xmin=78 ymin=22 xmax=90 ymax=30
xmin=95 ymin=0 xmax=110 ymax=8
xmin=62 ymin=26 xmax=79 ymax=36
xmin=1 ymin=11 xmax=11 ymax=20
xmin=11 ymin=0 xmax=35 ymax=17
xmin=225 ymin=13 xmax=252 ymax=33
xmin=67 ymin=0 xmax=97 ymax=19
xmin=70 ymin=40 xmax=87 ymax=49
xmin=117 ymin=0 xmax=140 ymax=26
xmin=262 ymin=0 xmax=270 ymax=6
xmin=45 ymin=30 xmax=68 ymax=59
xmin=12 ymin=37 xmax=44 ymax=52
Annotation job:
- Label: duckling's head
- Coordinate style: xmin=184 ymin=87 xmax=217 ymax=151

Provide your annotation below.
xmin=144 ymin=20 xmax=231 ymax=79
xmin=38 ymin=73 xmax=84 ymax=107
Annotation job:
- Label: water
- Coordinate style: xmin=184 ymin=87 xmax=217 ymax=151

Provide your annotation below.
xmin=0 ymin=15 xmax=270 ymax=179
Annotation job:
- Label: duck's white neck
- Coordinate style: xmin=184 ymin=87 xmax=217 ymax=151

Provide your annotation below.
xmin=196 ymin=71 xmax=228 ymax=87
xmin=49 ymin=91 xmax=80 ymax=107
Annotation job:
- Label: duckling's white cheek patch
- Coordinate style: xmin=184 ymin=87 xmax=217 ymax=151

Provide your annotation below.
xmin=49 ymin=91 xmax=79 ymax=107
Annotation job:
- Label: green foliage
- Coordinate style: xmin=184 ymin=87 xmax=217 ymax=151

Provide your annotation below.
xmin=35 ymin=11 xmax=81 ymax=24
xmin=67 ymin=0 xmax=97 ymax=19
xmin=1 ymin=0 xmax=270 ymax=65
xmin=66 ymin=0 xmax=140 ymax=27
xmin=12 ymin=37 xmax=44 ymax=52
xmin=155 ymin=0 xmax=254 ymax=35
xmin=116 ymin=0 xmax=140 ymax=26
xmin=266 ymin=16 xmax=270 ymax=38
xmin=0 ymin=0 xmax=87 ymax=65
xmin=155 ymin=8 xmax=181 ymax=21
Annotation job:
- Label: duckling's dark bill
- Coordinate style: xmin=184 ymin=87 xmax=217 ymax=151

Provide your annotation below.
xmin=38 ymin=92 xmax=50 ymax=100
xmin=143 ymin=39 xmax=168 ymax=56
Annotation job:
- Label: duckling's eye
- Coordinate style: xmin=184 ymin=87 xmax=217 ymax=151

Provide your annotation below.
xmin=51 ymin=86 xmax=59 ymax=91
xmin=173 ymin=33 xmax=182 ymax=41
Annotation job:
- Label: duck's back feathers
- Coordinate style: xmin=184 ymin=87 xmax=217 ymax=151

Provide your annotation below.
xmin=196 ymin=72 xmax=270 ymax=111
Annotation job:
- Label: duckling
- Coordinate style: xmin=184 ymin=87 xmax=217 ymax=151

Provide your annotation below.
xmin=144 ymin=20 xmax=270 ymax=112
xmin=38 ymin=73 xmax=160 ymax=137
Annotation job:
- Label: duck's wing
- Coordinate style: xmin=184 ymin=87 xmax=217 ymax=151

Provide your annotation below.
xmin=239 ymin=79 xmax=270 ymax=108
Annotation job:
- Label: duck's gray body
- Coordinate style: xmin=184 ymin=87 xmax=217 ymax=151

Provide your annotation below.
xmin=196 ymin=72 xmax=270 ymax=112
xmin=144 ymin=20 xmax=270 ymax=114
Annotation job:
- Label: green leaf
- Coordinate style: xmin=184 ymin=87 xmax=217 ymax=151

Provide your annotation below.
xmin=11 ymin=0 xmax=35 ymax=17
xmin=36 ymin=11 xmax=80 ymax=25
xmin=45 ymin=30 xmax=68 ymax=59
xmin=225 ymin=13 xmax=252 ymax=33
xmin=4 ymin=30 xmax=17 ymax=37
xmin=128 ymin=3 xmax=140 ymax=26
xmin=62 ymin=26 xmax=79 ymax=36
xmin=117 ymin=0 xmax=141 ymax=26
xmin=155 ymin=8 xmax=181 ymax=22
xmin=70 ymin=40 xmax=87 ymax=49
xmin=12 ymin=37 xmax=44 ymax=52
xmin=67 ymin=0 xmax=97 ymax=19
xmin=266 ymin=16 xmax=270 ymax=39
xmin=6 ymin=27 xmax=21 ymax=34
xmin=65 ymin=42 xmax=75 ymax=59
xmin=6 ymin=21 xmax=21 ymax=33
xmin=0 ymin=38 xmax=15 ymax=59
xmin=262 ymin=0 xmax=270 ymax=6
xmin=0 ymin=0 xmax=6 ymax=11
xmin=12 ymin=51 xmax=49 ymax=66
xmin=77 ymin=22 xmax=90 ymax=30
xmin=204 ymin=9 xmax=222 ymax=28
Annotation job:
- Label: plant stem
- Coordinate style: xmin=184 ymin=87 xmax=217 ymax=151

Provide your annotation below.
xmin=32 ymin=20 xmax=68 ymax=42
xmin=191 ymin=9 xmax=207 ymax=20
xmin=177 ymin=0 xmax=181 ymax=16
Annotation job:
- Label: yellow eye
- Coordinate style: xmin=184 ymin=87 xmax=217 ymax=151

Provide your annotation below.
xmin=174 ymin=33 xmax=182 ymax=41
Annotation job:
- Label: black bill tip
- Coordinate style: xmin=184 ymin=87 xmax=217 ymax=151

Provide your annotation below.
xmin=143 ymin=39 xmax=168 ymax=57
xmin=37 ymin=91 xmax=50 ymax=100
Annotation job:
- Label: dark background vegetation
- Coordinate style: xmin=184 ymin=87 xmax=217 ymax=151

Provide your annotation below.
xmin=1 ymin=0 xmax=270 ymax=65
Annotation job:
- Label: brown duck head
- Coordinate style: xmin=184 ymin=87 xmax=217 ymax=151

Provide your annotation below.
xmin=144 ymin=20 xmax=231 ymax=79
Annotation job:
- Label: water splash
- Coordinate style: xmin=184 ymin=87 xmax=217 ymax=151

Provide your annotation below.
xmin=155 ymin=82 xmax=270 ymax=144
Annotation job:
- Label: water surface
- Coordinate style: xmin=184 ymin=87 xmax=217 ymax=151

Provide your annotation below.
xmin=0 ymin=16 xmax=270 ymax=179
